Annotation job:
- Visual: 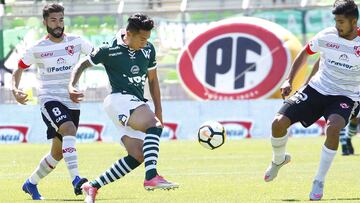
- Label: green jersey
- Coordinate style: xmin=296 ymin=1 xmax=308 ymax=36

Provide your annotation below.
xmin=89 ymin=31 xmax=157 ymax=101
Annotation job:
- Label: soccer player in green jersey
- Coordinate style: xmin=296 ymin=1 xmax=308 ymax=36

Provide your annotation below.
xmin=68 ymin=13 xmax=178 ymax=202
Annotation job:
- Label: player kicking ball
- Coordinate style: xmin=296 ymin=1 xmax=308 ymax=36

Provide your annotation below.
xmin=264 ymin=0 xmax=360 ymax=201
xmin=12 ymin=3 xmax=93 ymax=200
xmin=69 ymin=13 xmax=178 ymax=203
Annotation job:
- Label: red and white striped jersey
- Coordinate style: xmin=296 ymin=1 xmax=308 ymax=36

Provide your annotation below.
xmin=18 ymin=34 xmax=93 ymax=109
xmin=306 ymin=27 xmax=360 ymax=101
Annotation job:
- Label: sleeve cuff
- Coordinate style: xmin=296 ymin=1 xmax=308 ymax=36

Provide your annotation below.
xmin=306 ymin=44 xmax=316 ymax=55
xmin=18 ymin=59 xmax=30 ymax=69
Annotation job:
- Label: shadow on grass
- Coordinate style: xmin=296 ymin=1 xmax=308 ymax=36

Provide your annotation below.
xmin=279 ymin=197 xmax=360 ymax=202
xmin=45 ymin=197 xmax=138 ymax=202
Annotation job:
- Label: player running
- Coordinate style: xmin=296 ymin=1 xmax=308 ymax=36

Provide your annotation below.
xmin=12 ymin=3 xmax=93 ymax=200
xmin=68 ymin=13 xmax=178 ymax=203
xmin=263 ymin=0 xmax=360 ymax=200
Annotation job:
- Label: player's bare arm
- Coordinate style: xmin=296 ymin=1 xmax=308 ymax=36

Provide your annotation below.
xmin=281 ymin=46 xmax=309 ymax=98
xmin=68 ymin=58 xmax=93 ymax=103
xmin=11 ymin=68 xmax=28 ymax=105
xmin=148 ymin=68 xmax=163 ymax=125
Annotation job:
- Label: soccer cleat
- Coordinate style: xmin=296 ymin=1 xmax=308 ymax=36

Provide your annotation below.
xmin=264 ymin=154 xmax=291 ymax=182
xmin=309 ymin=180 xmax=324 ymax=201
xmin=22 ymin=179 xmax=43 ymax=200
xmin=347 ymin=138 xmax=354 ymax=155
xmin=73 ymin=176 xmax=88 ymax=195
xmin=144 ymin=175 xmax=179 ymax=191
xmin=81 ymin=182 xmax=98 ymax=203
xmin=341 ymin=143 xmax=350 ymax=156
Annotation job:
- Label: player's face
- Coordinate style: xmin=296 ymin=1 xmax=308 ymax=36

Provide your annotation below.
xmin=44 ymin=12 xmax=64 ymax=38
xmin=335 ymin=15 xmax=356 ymax=38
xmin=127 ymin=30 xmax=151 ymax=50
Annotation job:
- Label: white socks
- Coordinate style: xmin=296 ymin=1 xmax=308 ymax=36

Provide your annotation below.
xmin=29 ymin=153 xmax=59 ymax=185
xmin=271 ymin=135 xmax=289 ymax=165
xmin=314 ymin=145 xmax=337 ymax=182
xmin=62 ymin=136 xmax=79 ymax=180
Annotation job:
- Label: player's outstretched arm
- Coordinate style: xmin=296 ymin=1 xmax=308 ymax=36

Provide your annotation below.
xmin=11 ymin=68 xmax=28 ymax=105
xmin=68 ymin=58 xmax=93 ymax=103
xmin=148 ymin=69 xmax=163 ymax=125
xmin=281 ymin=46 xmax=309 ymax=98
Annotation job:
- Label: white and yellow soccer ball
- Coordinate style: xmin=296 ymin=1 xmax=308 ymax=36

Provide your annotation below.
xmin=198 ymin=121 xmax=226 ymax=150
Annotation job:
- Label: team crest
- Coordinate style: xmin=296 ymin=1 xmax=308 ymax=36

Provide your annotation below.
xmin=354 ymin=46 xmax=360 ymax=57
xmin=340 ymin=103 xmax=350 ymax=109
xmin=65 ymin=45 xmax=75 ymax=56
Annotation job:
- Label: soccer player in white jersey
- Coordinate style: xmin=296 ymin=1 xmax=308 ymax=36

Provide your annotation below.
xmin=263 ymin=0 xmax=360 ymax=200
xmin=310 ymin=58 xmax=359 ymax=156
xmin=69 ymin=13 xmax=178 ymax=203
xmin=11 ymin=3 xmax=93 ymax=200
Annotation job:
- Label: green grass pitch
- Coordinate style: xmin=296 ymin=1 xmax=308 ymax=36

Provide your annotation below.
xmin=1 ymin=137 xmax=360 ymax=202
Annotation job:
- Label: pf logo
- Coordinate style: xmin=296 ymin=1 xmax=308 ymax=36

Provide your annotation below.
xmin=177 ymin=17 xmax=292 ymax=100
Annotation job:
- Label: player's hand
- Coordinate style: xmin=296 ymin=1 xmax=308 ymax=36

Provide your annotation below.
xmin=12 ymin=89 xmax=28 ymax=105
xmin=280 ymin=79 xmax=292 ymax=99
xmin=68 ymin=86 xmax=84 ymax=103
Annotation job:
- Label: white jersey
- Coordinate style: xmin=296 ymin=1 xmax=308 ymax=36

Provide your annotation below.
xmin=19 ymin=34 xmax=93 ymax=109
xmin=306 ymin=27 xmax=360 ymax=101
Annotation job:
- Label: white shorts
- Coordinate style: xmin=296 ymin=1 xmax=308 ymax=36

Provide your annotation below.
xmin=103 ymin=93 xmax=147 ymax=145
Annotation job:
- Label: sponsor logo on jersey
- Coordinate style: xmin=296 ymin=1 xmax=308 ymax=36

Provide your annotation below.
xmin=177 ymin=17 xmax=290 ymax=100
xmin=40 ymin=52 xmax=54 ymax=57
xmin=161 ymin=123 xmax=178 ymax=140
xmin=76 ymin=124 xmax=104 ymax=143
xmin=327 ymin=59 xmax=353 ymax=69
xmin=109 ymin=52 xmax=123 ymax=57
xmin=65 ymin=45 xmax=75 ymax=56
xmin=141 ymin=49 xmax=151 ymax=59
xmin=219 ymin=121 xmax=252 ymax=139
xmin=325 ymin=42 xmax=340 ymax=49
xmin=47 ymin=65 xmax=72 ymax=73
xmin=339 ymin=54 xmax=349 ymax=61
xmin=354 ymin=46 xmax=360 ymax=57
xmin=0 ymin=125 xmax=28 ymax=143
xmin=289 ymin=119 xmax=326 ymax=137
xmin=57 ymin=57 xmax=66 ymax=64
xmin=130 ymin=65 xmax=140 ymax=74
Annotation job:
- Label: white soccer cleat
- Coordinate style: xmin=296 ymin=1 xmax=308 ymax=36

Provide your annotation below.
xmin=309 ymin=180 xmax=324 ymax=201
xmin=264 ymin=154 xmax=291 ymax=182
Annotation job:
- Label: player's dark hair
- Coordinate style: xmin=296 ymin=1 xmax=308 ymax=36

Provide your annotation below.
xmin=332 ymin=0 xmax=359 ymax=19
xmin=42 ymin=3 xmax=64 ymax=19
xmin=126 ymin=13 xmax=154 ymax=33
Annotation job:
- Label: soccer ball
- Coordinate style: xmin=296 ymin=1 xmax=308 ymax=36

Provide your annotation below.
xmin=198 ymin=121 xmax=226 ymax=150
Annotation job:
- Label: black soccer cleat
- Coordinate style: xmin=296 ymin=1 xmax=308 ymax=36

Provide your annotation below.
xmin=347 ymin=138 xmax=355 ymax=155
xmin=74 ymin=177 xmax=88 ymax=195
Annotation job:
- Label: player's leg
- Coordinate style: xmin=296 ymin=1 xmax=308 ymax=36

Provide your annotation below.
xmin=41 ymin=101 xmax=86 ymax=194
xmin=310 ymin=97 xmax=356 ymax=200
xmin=346 ymin=117 xmax=358 ymax=154
xmin=339 ymin=127 xmax=349 ymax=155
xmin=22 ymin=115 xmax=63 ymax=200
xmin=82 ymin=136 xmax=143 ymax=203
xmin=265 ymin=86 xmax=323 ymax=182
xmin=128 ymin=104 xmax=178 ymax=190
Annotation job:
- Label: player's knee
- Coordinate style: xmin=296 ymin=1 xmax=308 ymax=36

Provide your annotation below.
xmin=57 ymin=121 xmax=77 ymax=136
xmin=272 ymin=115 xmax=290 ymax=135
